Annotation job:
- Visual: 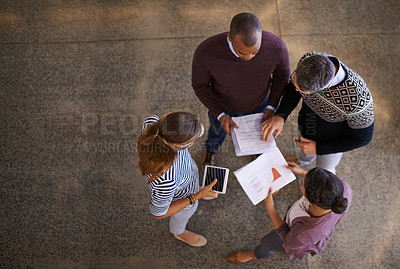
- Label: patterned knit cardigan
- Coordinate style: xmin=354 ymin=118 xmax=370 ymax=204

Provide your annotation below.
xmin=298 ymin=51 xmax=374 ymax=129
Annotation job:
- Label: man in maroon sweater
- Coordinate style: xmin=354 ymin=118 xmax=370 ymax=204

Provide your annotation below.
xmin=192 ymin=12 xmax=290 ymax=168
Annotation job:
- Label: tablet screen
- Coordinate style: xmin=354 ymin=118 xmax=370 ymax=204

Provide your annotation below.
xmin=204 ymin=166 xmax=227 ymax=193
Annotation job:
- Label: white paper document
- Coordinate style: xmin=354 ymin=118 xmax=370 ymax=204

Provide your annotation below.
xmin=230 ymin=113 xmax=276 ymax=156
xmin=234 ymin=147 xmax=296 ymax=206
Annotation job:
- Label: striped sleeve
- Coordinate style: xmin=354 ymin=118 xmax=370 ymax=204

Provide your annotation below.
xmin=148 ymin=167 xmax=177 ymax=217
xmin=141 ymin=115 xmax=160 ymax=133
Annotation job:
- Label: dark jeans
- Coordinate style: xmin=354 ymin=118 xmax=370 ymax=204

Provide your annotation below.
xmin=254 ymin=230 xmax=285 ymax=259
xmin=205 ymin=98 xmax=269 ymax=154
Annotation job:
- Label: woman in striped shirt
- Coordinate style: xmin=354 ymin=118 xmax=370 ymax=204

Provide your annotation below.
xmin=137 ymin=112 xmax=218 ymax=247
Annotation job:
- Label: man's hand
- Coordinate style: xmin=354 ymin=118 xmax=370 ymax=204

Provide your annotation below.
xmin=261 ymin=109 xmax=274 ymax=124
xmin=220 ymin=115 xmax=238 ymax=136
xmin=261 ymin=116 xmax=284 ymax=141
xmin=294 ymin=136 xmax=317 ymax=156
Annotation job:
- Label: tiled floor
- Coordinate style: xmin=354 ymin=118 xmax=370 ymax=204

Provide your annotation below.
xmin=1 ymin=0 xmax=399 ymax=268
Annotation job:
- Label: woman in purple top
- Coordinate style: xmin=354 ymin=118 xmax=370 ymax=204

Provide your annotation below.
xmin=227 ymin=162 xmax=352 ymax=263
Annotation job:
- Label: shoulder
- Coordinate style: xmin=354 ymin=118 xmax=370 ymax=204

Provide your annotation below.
xmin=149 ymin=150 xmax=188 ymax=181
xmin=341 ymin=180 xmax=353 ymax=204
xmin=148 ymin=164 xmax=177 ymax=190
xmin=196 ymin=32 xmax=227 ymax=51
xmin=341 ymin=64 xmax=370 ymax=96
xmin=261 ymin=31 xmax=283 ymax=43
xmin=260 ymin=31 xmax=287 ymax=50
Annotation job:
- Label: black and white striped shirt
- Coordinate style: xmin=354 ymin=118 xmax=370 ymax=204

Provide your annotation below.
xmin=141 ymin=115 xmax=199 ymax=217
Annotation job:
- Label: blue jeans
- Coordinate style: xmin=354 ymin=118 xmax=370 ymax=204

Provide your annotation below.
xmin=205 ymin=98 xmax=270 ymax=153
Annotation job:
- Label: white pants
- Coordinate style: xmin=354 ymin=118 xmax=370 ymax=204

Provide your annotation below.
xmin=169 ymin=201 xmax=198 ymax=235
xmin=299 ymin=150 xmax=343 ymax=174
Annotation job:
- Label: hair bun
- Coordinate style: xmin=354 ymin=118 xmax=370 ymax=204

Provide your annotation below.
xmin=332 ymin=197 xmax=348 ymax=214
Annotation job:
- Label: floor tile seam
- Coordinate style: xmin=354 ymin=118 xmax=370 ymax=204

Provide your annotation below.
xmin=1 ymin=32 xmax=399 ymax=46
xmin=281 ymin=32 xmax=400 ymax=37
xmin=275 ymin=0 xmax=283 ymax=38
xmin=0 ymin=36 xmax=210 ymax=46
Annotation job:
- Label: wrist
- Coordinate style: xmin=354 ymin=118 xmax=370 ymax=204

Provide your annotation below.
xmin=266 ymin=203 xmax=276 ymax=213
xmin=217 ymin=112 xmax=226 ymax=121
xmin=219 ymin=114 xmax=229 ymax=122
xmin=273 ymin=114 xmax=285 ymax=122
xmin=193 ymin=192 xmax=202 ymax=200
xmin=265 ymin=105 xmax=276 ymax=112
xmin=186 ymin=194 xmax=197 ymax=205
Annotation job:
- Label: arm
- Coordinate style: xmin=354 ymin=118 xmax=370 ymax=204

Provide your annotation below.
xmin=264 ymin=188 xmax=285 ymax=229
xmin=153 ymin=179 xmax=219 ymax=220
xmin=191 ymin=45 xmax=224 ymax=117
xmin=274 ymin=82 xmax=302 ymax=120
xmin=316 ymin=122 xmax=374 ymax=155
xmin=267 ymin=40 xmax=291 ymax=108
xmin=261 ymin=83 xmax=302 ymax=141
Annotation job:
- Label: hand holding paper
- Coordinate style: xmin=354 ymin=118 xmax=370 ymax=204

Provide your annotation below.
xmin=220 ymin=115 xmax=238 ymax=136
xmin=286 ymin=162 xmax=307 ymax=177
xmin=231 ymin=113 xmax=277 ymax=156
xmin=261 ymin=115 xmax=285 ymax=141
xmin=234 ymin=147 xmax=296 ymax=205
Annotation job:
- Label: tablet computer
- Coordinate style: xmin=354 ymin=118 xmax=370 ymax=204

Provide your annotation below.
xmin=202 ymin=165 xmax=229 ymax=194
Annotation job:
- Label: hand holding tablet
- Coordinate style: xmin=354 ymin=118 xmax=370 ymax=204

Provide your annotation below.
xmin=202 ymin=165 xmax=229 ymax=194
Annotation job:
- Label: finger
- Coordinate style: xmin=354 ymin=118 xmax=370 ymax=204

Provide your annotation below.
xmin=272 ymin=190 xmax=279 ymax=196
xmin=265 ymin=126 xmax=275 ymax=142
xmin=261 ymin=120 xmax=269 ymax=130
xmin=261 ymin=125 xmax=268 ymax=141
xmin=267 ymin=187 xmax=272 ymax=197
xmin=286 ymin=161 xmax=297 ymax=168
xmin=273 ymin=128 xmax=282 ymax=139
xmin=287 ymin=161 xmax=298 ymax=166
xmin=230 ymin=119 xmax=239 ymax=129
xmin=299 ymin=136 xmax=312 ymax=142
xmin=225 ymin=123 xmax=231 ymax=136
xmin=209 ymin=178 xmax=218 ymax=187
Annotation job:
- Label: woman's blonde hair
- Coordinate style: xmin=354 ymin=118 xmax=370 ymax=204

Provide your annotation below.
xmin=137 ymin=112 xmax=202 ymax=184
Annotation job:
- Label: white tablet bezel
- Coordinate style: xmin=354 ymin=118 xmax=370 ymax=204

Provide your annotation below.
xmin=202 ymin=165 xmax=229 ymax=194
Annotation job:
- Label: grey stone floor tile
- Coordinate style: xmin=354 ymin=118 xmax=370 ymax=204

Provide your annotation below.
xmin=278 ymin=0 xmax=400 ymax=36
xmin=0 ymin=0 xmax=280 ymax=43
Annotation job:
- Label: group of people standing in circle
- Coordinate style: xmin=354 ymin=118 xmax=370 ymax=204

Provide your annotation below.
xmin=137 ymin=12 xmax=373 ymax=264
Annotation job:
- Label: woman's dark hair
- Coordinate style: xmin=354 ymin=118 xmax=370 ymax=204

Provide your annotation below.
xmin=304 ymin=168 xmax=348 ymax=214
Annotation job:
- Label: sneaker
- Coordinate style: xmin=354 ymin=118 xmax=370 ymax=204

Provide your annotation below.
xmin=201 ymin=149 xmax=215 ymax=170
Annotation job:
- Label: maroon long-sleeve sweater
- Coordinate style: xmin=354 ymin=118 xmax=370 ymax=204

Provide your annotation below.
xmin=192 ymin=31 xmax=290 ymax=117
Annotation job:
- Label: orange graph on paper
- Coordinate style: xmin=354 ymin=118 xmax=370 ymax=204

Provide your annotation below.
xmin=271 ymin=168 xmax=281 ymax=181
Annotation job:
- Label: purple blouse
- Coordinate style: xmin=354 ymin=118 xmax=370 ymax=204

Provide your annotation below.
xmin=276 ymin=180 xmax=352 ymax=260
